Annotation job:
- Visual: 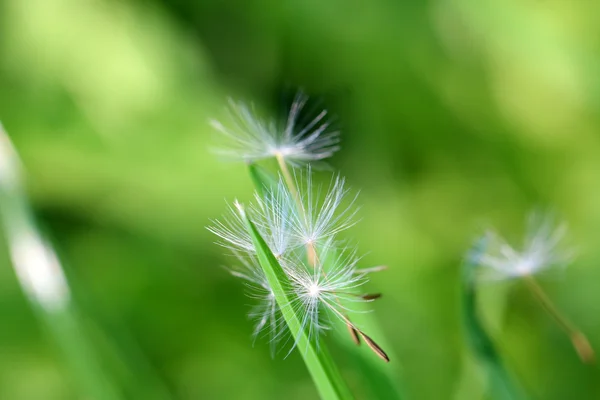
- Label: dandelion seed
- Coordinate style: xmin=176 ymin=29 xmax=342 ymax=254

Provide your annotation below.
xmin=472 ymin=212 xmax=594 ymax=364
xmin=284 ymin=170 xmax=360 ymax=250
xmin=208 ymin=189 xmax=295 ymax=258
xmin=359 ymin=332 xmax=390 ymax=362
xmin=209 ymin=170 xmax=358 ymax=258
xmin=283 ymin=244 xmax=373 ymax=347
xmin=251 ymin=184 xmax=296 ymax=258
xmin=361 ymin=293 xmax=382 ymax=301
xmin=209 ymin=171 xmax=388 ymax=361
xmin=347 ymin=324 xmax=361 ymax=345
xmin=207 ymin=202 xmax=255 ymax=254
xmin=211 ymin=92 xmax=340 ymax=167
xmin=475 ymin=213 xmax=571 ymax=281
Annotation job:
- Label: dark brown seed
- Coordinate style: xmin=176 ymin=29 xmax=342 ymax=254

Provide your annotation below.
xmin=346 ymin=322 xmax=361 ymax=345
xmin=361 ymin=293 xmax=382 ymax=301
xmin=359 ymin=332 xmax=390 ymax=362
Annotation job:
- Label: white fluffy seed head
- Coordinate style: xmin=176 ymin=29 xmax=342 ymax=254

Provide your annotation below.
xmin=209 ymin=170 xmax=370 ymax=356
xmin=288 ymin=169 xmax=360 ymax=249
xmin=474 ymin=213 xmax=573 ymax=281
xmin=207 ymin=171 xmax=359 ymax=258
xmin=210 ymin=92 xmax=340 ymax=167
xmin=283 ymin=243 xmax=367 ymax=347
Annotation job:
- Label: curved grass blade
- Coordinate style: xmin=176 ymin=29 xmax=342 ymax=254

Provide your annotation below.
xmin=237 ymin=203 xmax=354 ymax=400
xmin=462 ymin=238 xmax=527 ymax=400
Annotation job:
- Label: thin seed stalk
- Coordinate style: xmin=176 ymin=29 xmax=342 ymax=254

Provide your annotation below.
xmin=523 ymin=275 xmax=595 ymax=363
xmin=275 ymin=152 xmax=301 ymax=206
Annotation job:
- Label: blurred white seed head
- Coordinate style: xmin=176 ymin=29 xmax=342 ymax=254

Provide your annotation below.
xmin=0 ymin=122 xmax=21 ymax=190
xmin=288 ymin=170 xmax=359 ymax=248
xmin=475 ymin=213 xmax=572 ymax=281
xmin=209 ymin=174 xmax=370 ymax=355
xmin=9 ymin=230 xmax=71 ymax=311
xmin=210 ymin=92 xmax=340 ymax=167
xmin=0 ymin=124 xmax=70 ymax=311
xmin=284 ymin=244 xmax=367 ymax=346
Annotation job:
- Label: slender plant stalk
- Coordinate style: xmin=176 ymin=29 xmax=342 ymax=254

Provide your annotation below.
xmin=462 ymin=239 xmax=527 ymax=400
xmin=523 ymin=275 xmax=595 ymax=364
xmin=275 ymin=152 xmax=300 ymax=203
xmin=237 ymin=203 xmax=354 ymax=400
xmin=0 ymin=125 xmax=122 ymax=400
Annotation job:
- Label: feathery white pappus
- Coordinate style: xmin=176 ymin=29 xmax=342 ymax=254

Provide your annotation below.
xmin=225 ymin=251 xmax=286 ymax=356
xmin=207 ymin=172 xmax=358 ymax=259
xmin=283 ymin=243 xmax=367 ymax=347
xmin=474 ymin=213 xmax=572 ymax=281
xmin=289 ymin=169 xmax=359 ymax=249
xmin=210 ymin=92 xmax=340 ymax=167
xmin=208 ymin=173 xmax=377 ymax=356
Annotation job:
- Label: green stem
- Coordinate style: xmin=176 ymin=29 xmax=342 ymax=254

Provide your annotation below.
xmin=462 ymin=239 xmax=527 ymax=400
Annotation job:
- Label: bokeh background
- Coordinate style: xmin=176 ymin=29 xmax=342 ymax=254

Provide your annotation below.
xmin=1 ymin=0 xmax=600 ymax=399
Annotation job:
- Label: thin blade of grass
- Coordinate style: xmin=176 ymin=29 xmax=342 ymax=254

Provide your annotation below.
xmin=0 ymin=124 xmax=123 ymax=399
xmin=462 ymin=238 xmax=527 ymax=400
xmin=238 ymin=205 xmax=354 ymax=400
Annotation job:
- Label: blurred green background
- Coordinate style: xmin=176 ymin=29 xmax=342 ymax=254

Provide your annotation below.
xmin=1 ymin=0 xmax=600 ymax=399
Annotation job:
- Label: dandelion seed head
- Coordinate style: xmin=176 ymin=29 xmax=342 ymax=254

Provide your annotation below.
xmin=208 ymin=164 xmax=379 ymax=358
xmin=283 ymin=244 xmax=367 ymax=347
xmin=308 ymin=283 xmax=320 ymax=298
xmin=211 ymin=92 xmax=340 ymax=167
xmin=286 ymin=170 xmax=360 ymax=249
xmin=475 ymin=213 xmax=572 ymax=281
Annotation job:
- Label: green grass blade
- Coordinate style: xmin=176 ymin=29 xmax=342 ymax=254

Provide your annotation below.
xmin=237 ymin=204 xmax=354 ymax=400
xmin=248 ymin=163 xmax=278 ymax=197
xmin=462 ymin=239 xmax=527 ymax=400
